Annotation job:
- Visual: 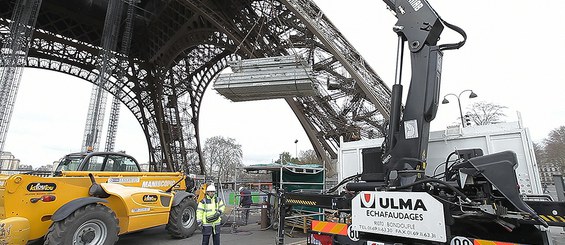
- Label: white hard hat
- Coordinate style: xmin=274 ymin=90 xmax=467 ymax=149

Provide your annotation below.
xmin=206 ymin=185 xmax=216 ymax=192
xmin=239 ymin=186 xmax=244 ymax=192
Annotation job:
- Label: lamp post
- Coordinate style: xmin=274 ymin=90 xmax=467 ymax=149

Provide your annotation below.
xmin=442 ymin=89 xmax=478 ymax=127
xmin=294 ymin=139 xmax=298 ymax=159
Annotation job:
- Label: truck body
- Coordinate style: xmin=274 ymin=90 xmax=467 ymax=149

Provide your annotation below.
xmin=0 ymin=152 xmax=198 ymax=244
xmin=339 ymin=122 xmax=544 ymax=196
xmin=275 ymin=0 xmax=565 ymax=244
xmin=282 ymin=122 xmax=564 ymax=244
xmin=325 ymin=122 xmax=559 ymax=244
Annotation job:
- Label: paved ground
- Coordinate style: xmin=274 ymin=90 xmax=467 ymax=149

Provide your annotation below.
xmin=115 ymin=218 xmax=565 ymax=245
xmin=117 ymin=212 xmax=308 ymax=245
xmin=28 ymin=211 xmax=565 ymax=244
xmin=116 ymin=224 xmax=308 ymax=245
xmin=116 ymin=227 xmax=565 ymax=245
xmin=115 ymin=224 xmax=565 ymax=245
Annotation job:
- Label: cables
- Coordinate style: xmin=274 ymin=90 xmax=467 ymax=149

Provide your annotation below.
xmin=425 ymin=2 xmax=467 ymax=51
xmin=326 ymin=173 xmax=361 ymax=193
xmin=387 ymin=178 xmax=473 ymax=204
xmin=438 ymin=19 xmax=467 ymax=51
xmin=443 ymin=151 xmax=458 ymax=181
xmin=233 ymin=18 xmax=261 ymax=56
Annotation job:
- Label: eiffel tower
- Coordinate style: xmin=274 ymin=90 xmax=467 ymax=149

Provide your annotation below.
xmin=0 ymin=0 xmax=391 ymax=174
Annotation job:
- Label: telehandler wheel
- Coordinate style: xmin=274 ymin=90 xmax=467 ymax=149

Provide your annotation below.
xmin=44 ymin=204 xmax=119 ymax=245
xmin=166 ymin=197 xmax=198 ymax=238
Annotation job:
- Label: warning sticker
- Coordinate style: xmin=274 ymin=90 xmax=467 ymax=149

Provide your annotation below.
xmin=351 ymin=191 xmax=446 ymax=242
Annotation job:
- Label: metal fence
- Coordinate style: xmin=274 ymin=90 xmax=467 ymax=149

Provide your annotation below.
xmin=0 ymin=169 xmax=52 ymax=177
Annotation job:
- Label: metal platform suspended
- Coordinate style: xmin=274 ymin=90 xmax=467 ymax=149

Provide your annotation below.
xmin=213 ymin=55 xmax=317 ymax=102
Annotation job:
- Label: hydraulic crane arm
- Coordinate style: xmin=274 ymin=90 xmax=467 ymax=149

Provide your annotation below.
xmin=381 ymin=0 xmax=466 ymax=185
xmin=383 ymin=0 xmax=445 ymax=53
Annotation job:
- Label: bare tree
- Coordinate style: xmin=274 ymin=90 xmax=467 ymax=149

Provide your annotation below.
xmin=299 ymin=149 xmax=320 ymax=164
xmin=298 ymin=149 xmax=337 ymax=177
xmin=544 ymin=126 xmax=565 ymax=172
xmin=533 ymin=142 xmax=547 ymax=164
xmin=275 ymin=151 xmax=299 ymax=164
xmin=202 ymin=136 xmax=243 ymax=183
xmin=466 ymin=101 xmax=507 ymax=125
xmin=533 ymin=142 xmax=553 ymax=178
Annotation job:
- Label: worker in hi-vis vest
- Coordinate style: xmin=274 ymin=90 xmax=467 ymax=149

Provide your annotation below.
xmin=197 ymin=184 xmax=225 ymax=245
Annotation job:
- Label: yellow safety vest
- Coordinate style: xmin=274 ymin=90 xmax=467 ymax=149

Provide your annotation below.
xmin=197 ymin=195 xmax=225 ymax=226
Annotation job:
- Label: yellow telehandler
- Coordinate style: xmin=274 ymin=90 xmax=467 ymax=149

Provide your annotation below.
xmin=0 ymin=151 xmax=199 ymax=244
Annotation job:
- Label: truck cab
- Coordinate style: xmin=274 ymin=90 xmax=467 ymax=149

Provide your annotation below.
xmin=55 ymin=151 xmax=142 ymax=173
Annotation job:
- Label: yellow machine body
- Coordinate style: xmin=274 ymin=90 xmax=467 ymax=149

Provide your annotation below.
xmin=0 ymin=171 xmax=187 ymax=243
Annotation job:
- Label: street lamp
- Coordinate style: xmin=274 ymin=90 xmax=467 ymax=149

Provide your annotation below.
xmin=442 ymin=89 xmax=478 ymax=127
xmin=294 ymin=139 xmax=298 ymax=159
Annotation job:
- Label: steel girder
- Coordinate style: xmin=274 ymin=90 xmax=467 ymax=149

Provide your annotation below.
xmin=0 ymin=0 xmax=391 ymax=174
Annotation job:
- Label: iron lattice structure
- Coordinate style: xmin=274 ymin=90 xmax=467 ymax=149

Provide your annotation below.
xmin=0 ymin=0 xmax=391 ymax=174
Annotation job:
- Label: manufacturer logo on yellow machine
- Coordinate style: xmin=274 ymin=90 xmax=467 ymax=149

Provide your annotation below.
xmin=141 ymin=180 xmax=176 ymax=188
xmin=143 ymin=194 xmax=158 ymax=202
xmin=27 ymin=182 xmax=56 ymax=192
xmin=131 ymin=207 xmax=150 ymax=213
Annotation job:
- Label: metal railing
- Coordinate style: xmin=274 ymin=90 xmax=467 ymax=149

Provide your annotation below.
xmin=0 ymin=169 xmax=52 ymax=177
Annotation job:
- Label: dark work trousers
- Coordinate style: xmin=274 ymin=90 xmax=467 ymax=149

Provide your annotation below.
xmin=240 ymin=190 xmax=252 ymax=225
xmin=201 ymin=224 xmax=221 ymax=245
xmin=243 ymin=204 xmax=251 ymax=225
xmin=241 ymin=204 xmax=251 ymax=225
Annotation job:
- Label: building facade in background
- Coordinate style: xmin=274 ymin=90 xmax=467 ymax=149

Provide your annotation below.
xmin=0 ymin=151 xmax=20 ymax=172
xmin=36 ymin=163 xmax=55 ymax=172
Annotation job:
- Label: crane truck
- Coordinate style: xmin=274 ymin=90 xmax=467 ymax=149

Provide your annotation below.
xmin=276 ymin=0 xmax=565 ymax=244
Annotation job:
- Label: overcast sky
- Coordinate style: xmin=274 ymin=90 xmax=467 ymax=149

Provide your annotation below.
xmin=4 ymin=0 xmax=565 ymax=168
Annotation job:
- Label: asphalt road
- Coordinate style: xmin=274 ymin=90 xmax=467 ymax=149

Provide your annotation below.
xmin=116 ymin=224 xmax=308 ymax=245
xmin=116 ymin=212 xmax=308 ymax=245
xmin=28 ymin=212 xmax=565 ymax=245
xmin=114 ymin=224 xmax=565 ymax=245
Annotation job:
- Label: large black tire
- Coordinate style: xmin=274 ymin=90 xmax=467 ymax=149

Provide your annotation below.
xmin=44 ymin=204 xmax=119 ymax=245
xmin=166 ymin=197 xmax=198 ymax=238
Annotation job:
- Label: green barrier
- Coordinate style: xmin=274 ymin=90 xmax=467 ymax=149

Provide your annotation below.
xmin=227 ymin=192 xmax=265 ymax=205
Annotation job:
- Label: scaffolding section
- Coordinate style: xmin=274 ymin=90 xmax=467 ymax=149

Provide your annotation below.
xmin=0 ymin=0 xmax=42 ymax=152
xmin=162 ymin=92 xmax=187 ymax=172
xmin=104 ymin=0 xmax=137 ymax=152
xmin=178 ymin=99 xmax=201 ymax=174
xmin=82 ymin=0 xmax=125 ymax=152
xmin=214 ymin=55 xmax=317 ymax=102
